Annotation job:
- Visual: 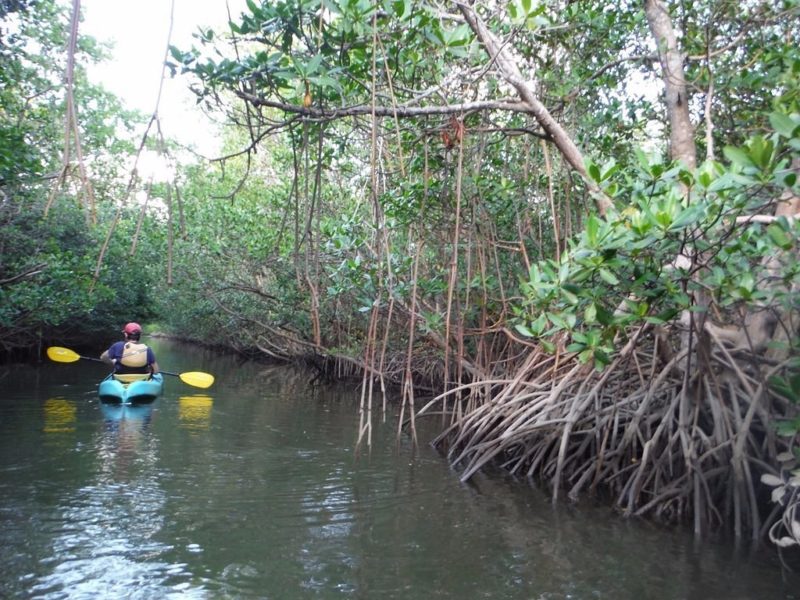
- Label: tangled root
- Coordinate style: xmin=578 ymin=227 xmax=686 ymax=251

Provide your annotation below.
xmin=421 ymin=330 xmax=798 ymax=541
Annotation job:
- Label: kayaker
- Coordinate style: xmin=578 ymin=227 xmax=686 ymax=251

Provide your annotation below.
xmin=100 ymin=322 xmax=160 ymax=375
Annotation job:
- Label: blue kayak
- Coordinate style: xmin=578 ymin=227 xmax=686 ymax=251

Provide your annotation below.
xmin=98 ymin=373 xmax=164 ymax=404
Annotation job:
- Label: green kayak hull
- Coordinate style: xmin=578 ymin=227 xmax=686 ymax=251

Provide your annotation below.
xmin=98 ymin=373 xmax=164 ymax=404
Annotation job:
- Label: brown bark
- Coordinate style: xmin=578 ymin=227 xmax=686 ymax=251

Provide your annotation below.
xmin=644 ymin=0 xmax=697 ymax=169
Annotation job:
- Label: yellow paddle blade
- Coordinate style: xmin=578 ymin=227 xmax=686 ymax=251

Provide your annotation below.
xmin=47 ymin=346 xmax=81 ymax=363
xmin=178 ymin=371 xmax=215 ymax=389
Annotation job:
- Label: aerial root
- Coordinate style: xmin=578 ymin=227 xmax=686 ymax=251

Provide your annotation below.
xmin=431 ymin=334 xmax=797 ymax=539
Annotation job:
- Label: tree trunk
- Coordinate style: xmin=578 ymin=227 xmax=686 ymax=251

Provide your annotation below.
xmin=644 ymin=0 xmax=696 ymax=169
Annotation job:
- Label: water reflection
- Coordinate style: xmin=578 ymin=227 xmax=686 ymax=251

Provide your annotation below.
xmin=3 ymin=342 xmax=799 ymax=599
xmin=99 ymin=402 xmax=155 ymax=424
xmin=29 ymin=401 xmax=207 ymax=598
xmin=178 ymin=395 xmax=213 ymax=432
xmin=98 ymin=402 xmax=155 ymax=482
xmin=43 ymin=398 xmax=77 ymax=433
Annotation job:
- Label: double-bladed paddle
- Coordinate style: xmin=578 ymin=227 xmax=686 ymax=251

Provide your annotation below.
xmin=46 ymin=346 xmax=215 ymax=389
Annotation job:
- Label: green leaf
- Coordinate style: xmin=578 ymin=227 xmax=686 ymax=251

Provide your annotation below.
xmin=599 ymin=268 xmax=619 ymax=285
xmin=723 ymin=146 xmax=755 ymax=169
xmin=707 ymin=172 xmax=736 ymax=192
xmin=584 ymin=302 xmax=597 ymax=323
xmin=781 ymin=172 xmax=797 ymax=187
xmin=306 ymin=53 xmax=323 ymax=75
xmin=548 ymin=312 xmax=568 ymax=331
xmin=595 ymin=303 xmax=614 ymax=326
xmin=515 ymin=323 xmax=533 ymax=337
xmin=655 ymin=210 xmax=673 ymax=229
xmin=767 ymin=223 xmax=793 ymax=250
xmin=561 ymin=288 xmax=579 ymax=305
xmin=776 ymin=419 xmax=800 ymax=437
xmin=588 ymin=162 xmax=601 ymax=183
xmin=749 ymin=136 xmax=774 ymax=169
xmin=392 ymin=0 xmax=412 ymax=19
xmin=769 ymin=112 xmax=800 ymax=138
xmin=585 ymin=215 xmax=600 ymax=246
xmin=246 ymin=0 xmax=261 ymax=17
xmin=508 ymin=2 xmax=518 ymax=20
xmin=769 ymin=374 xmax=800 ymax=403
xmin=530 ymin=313 xmax=547 ymax=335
xmin=571 ymin=331 xmax=588 ymax=344
xmin=601 ymin=159 xmax=618 ymax=181
xmin=669 ymin=206 xmax=701 ymax=230
xmin=594 ymin=349 xmax=611 ymax=369
xmin=678 ymin=169 xmax=694 ymax=188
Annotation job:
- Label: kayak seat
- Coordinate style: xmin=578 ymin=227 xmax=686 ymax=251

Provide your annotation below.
xmin=113 ymin=373 xmax=151 ymax=384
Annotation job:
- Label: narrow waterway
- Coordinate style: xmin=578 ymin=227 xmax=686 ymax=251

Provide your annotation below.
xmin=1 ymin=338 xmax=798 ymax=599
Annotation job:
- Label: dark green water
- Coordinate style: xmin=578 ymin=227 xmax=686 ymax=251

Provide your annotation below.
xmin=1 ymin=339 xmax=798 ymax=599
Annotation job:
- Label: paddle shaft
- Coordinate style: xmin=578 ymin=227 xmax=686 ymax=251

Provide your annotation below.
xmin=68 ymin=351 xmax=166 ymax=375
xmin=72 ymin=353 xmax=104 ymax=363
xmin=47 ymin=346 xmax=214 ymax=389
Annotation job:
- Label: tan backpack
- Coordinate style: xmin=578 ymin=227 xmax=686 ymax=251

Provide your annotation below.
xmin=120 ymin=342 xmax=148 ymax=368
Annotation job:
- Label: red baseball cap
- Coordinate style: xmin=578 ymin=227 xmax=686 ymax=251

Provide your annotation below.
xmin=123 ymin=322 xmax=142 ymax=334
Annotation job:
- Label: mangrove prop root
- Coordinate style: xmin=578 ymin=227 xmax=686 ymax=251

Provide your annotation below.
xmin=429 ymin=332 xmax=798 ymax=541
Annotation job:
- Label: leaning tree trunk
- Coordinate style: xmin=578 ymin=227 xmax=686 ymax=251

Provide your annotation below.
xmin=456 ymin=1 xmax=613 ymax=217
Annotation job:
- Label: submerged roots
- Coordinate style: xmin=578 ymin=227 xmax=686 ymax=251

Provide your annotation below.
xmin=422 ymin=331 xmax=798 ymax=541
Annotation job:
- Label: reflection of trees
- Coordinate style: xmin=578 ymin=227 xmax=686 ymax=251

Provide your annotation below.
xmin=158 ymin=363 xmax=367 ymax=588
xmin=28 ymin=347 xmax=797 ymax=598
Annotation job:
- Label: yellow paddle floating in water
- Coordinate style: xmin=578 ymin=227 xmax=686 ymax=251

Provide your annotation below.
xmin=46 ymin=346 xmax=215 ymax=389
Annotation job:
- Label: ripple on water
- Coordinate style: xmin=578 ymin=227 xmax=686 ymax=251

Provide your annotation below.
xmin=3 ymin=353 xmax=800 ymax=599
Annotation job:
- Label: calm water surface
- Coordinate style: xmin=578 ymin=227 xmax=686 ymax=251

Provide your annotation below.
xmin=1 ymin=339 xmax=798 ymax=599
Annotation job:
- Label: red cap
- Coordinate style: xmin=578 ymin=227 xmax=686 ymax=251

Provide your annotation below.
xmin=123 ymin=322 xmax=142 ymax=334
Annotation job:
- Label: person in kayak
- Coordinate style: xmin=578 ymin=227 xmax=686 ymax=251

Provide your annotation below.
xmin=100 ymin=322 xmax=160 ymax=375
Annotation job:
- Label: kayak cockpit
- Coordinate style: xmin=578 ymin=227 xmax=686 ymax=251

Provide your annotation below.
xmin=98 ymin=372 xmax=164 ymax=404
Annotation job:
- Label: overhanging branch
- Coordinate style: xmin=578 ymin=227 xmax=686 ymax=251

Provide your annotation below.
xmin=234 ymin=92 xmax=536 ymax=121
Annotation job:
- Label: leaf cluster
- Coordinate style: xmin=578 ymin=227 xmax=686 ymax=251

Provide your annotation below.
xmin=514 ymin=103 xmax=800 ymax=370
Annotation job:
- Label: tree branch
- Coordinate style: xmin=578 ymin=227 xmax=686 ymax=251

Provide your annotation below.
xmin=454 ymin=1 xmax=613 ymax=216
xmin=234 ymin=92 xmax=533 ymax=121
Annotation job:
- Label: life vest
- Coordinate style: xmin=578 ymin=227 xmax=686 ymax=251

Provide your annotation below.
xmin=120 ymin=342 xmax=149 ymax=368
